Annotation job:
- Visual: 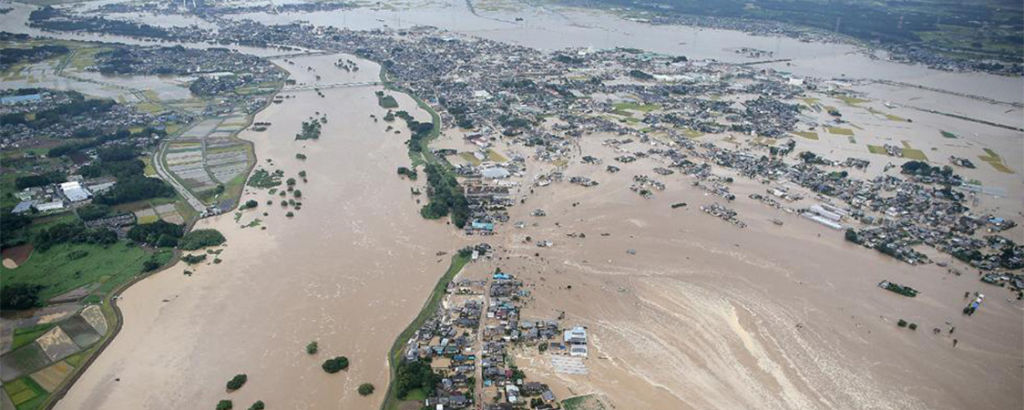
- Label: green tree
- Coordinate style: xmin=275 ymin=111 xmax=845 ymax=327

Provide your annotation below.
xmin=321 ymin=356 xmax=349 ymax=373
xmin=179 ymin=229 xmax=226 ymax=250
xmin=226 ymin=374 xmax=247 ymax=390
xmin=306 ymin=341 xmax=318 ymax=354
xmin=357 ymin=383 xmax=375 ymax=396
xmin=0 ymin=283 xmax=43 ymax=310
xmin=216 ymin=400 xmax=233 ymax=410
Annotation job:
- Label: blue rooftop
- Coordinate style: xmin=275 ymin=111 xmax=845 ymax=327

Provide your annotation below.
xmin=1 ymin=94 xmax=42 ymax=105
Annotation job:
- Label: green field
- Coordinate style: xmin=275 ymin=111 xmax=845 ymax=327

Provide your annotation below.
xmin=612 ymin=102 xmax=660 ymax=112
xmin=979 ymin=148 xmax=1014 ymax=173
xmin=837 ymin=95 xmax=869 ymax=106
xmin=458 ymin=152 xmax=482 ymax=166
xmin=825 ymin=126 xmax=853 ymax=136
xmin=485 ymin=149 xmax=508 ymax=163
xmin=901 ymin=141 xmax=928 ymax=161
xmin=867 ymin=107 xmax=905 ymax=122
xmin=3 ymin=377 xmax=48 ymax=408
xmin=10 ymin=324 xmax=56 ymax=351
xmin=901 ymin=148 xmax=928 ymax=161
xmin=1 ymin=242 xmax=152 ymax=302
xmin=917 ymin=23 xmax=1024 ymax=59
xmin=681 ymin=128 xmax=703 ymax=138
xmin=791 ymin=131 xmax=818 ymax=140
xmin=867 ymin=145 xmax=887 ymax=155
xmin=562 ymin=394 xmax=606 ymax=410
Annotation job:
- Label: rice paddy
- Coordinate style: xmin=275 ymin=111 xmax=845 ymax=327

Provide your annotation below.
xmin=35 ymin=327 xmax=78 ymax=362
xmin=30 ymin=361 xmax=73 ymax=392
xmin=3 ymin=377 xmax=47 ymax=407
xmin=161 ymin=111 xmax=255 ymax=207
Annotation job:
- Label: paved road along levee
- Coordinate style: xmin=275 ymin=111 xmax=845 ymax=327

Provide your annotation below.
xmin=153 ymin=142 xmax=206 ymax=214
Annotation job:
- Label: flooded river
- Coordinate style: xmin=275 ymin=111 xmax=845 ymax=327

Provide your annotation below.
xmin=6 ymin=1 xmax=1017 ymax=408
xmin=55 ymin=54 xmax=466 ymax=409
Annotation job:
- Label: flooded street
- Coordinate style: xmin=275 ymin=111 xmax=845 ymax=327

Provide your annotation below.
xmin=55 ymin=54 xmax=466 ymax=409
xmin=475 ymin=134 xmax=1023 ymax=409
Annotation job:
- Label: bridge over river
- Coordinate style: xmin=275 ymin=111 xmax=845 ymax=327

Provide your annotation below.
xmin=282 ymin=81 xmax=382 ymax=91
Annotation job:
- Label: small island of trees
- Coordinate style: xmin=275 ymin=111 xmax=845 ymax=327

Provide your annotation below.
xmin=226 ymin=374 xmax=247 ymax=391
xmin=179 ymin=229 xmax=226 ymax=250
xmin=295 ymin=119 xmax=321 ymax=140
xmin=321 ymin=356 xmax=349 ymax=373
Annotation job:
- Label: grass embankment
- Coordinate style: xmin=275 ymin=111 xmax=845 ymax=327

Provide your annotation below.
xmin=379 ymin=67 xmax=469 ymax=226
xmin=381 ymin=253 xmax=470 ymax=410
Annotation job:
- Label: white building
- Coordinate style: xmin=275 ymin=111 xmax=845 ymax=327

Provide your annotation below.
xmin=481 ymin=167 xmax=510 ymax=179
xmin=60 ymin=181 xmax=92 ymax=202
xmin=563 ymin=326 xmax=587 ymax=344
xmin=35 ymin=200 xmax=65 ymax=212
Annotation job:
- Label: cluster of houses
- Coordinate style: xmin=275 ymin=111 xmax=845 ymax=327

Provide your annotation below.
xmin=190 ymin=17 xmax=1023 ymax=289
xmin=402 ymin=263 xmax=575 ymax=409
xmin=0 ymin=89 xmax=154 ymax=148
xmin=700 ymin=203 xmax=746 ymax=228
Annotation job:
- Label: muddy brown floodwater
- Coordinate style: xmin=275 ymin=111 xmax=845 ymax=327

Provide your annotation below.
xmin=497 ymin=135 xmax=1023 ymax=409
xmin=56 ymin=54 xmax=467 ymax=409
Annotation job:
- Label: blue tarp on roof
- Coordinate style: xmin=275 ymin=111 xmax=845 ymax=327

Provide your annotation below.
xmin=471 ymin=220 xmax=494 ymax=231
xmin=11 ymin=200 xmax=35 ymax=214
xmin=1 ymin=94 xmax=41 ymax=104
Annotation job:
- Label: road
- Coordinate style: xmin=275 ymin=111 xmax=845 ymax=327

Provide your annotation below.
xmin=152 ymin=141 xmax=206 ymax=214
